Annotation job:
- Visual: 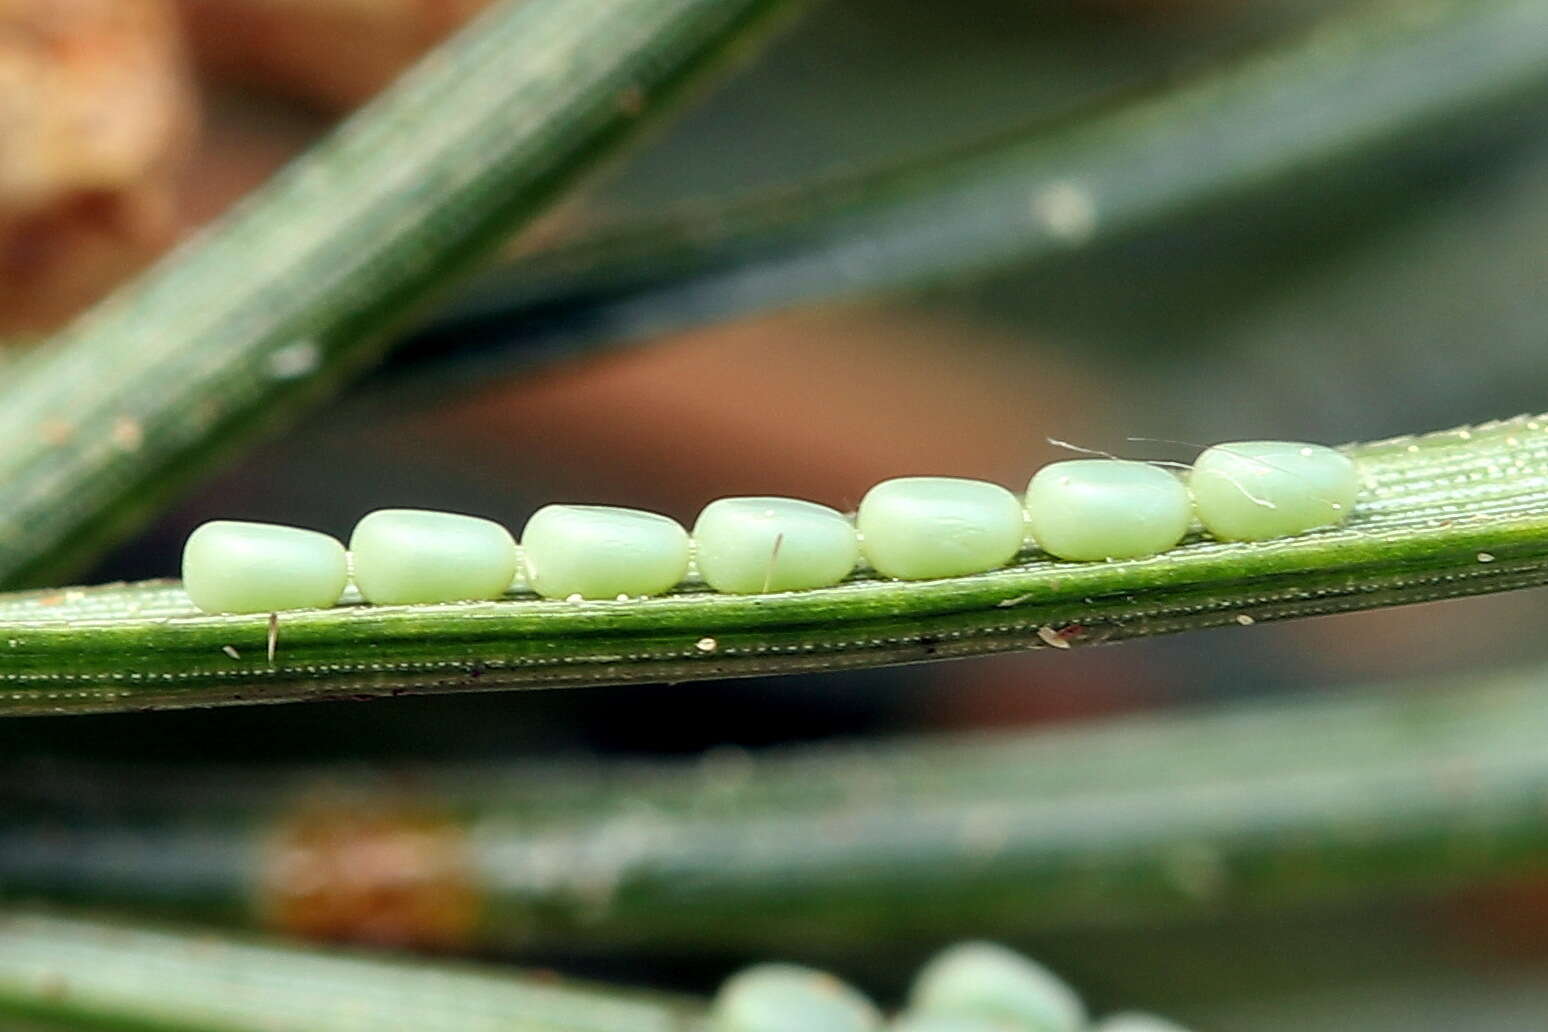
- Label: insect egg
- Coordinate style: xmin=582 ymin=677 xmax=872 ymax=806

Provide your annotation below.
xmin=521 ymin=504 xmax=691 ymax=600
xmin=1025 ymin=460 xmax=1191 ymax=561
xmin=1093 ymin=1014 xmax=1192 ymax=1032
xmin=1189 ymin=440 xmax=1358 ymax=541
xmin=182 ymin=520 xmax=349 ymax=615
xmin=907 ymin=941 xmax=1086 ymax=1032
xmin=693 ymin=496 xmax=858 ymax=594
xmin=709 ymin=963 xmax=882 ymax=1032
xmin=349 ymin=509 xmax=517 ymax=604
xmin=891 ymin=1015 xmax=1019 ymax=1031
xmin=857 ymin=477 xmax=1025 ymax=580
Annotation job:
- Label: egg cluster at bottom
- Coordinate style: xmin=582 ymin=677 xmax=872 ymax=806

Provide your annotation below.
xmin=708 ymin=940 xmax=1188 ymax=1032
xmin=179 ymin=440 xmax=1359 ymax=615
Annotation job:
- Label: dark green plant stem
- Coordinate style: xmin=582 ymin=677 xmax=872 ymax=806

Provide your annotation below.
xmin=0 ymin=0 xmax=800 ymax=591
xmin=2 ymin=414 xmax=1548 ymax=715
xmin=9 ymin=666 xmax=1548 ymax=949
xmin=393 ymin=0 xmax=1548 ymax=385
xmin=0 ymin=911 xmax=702 ymax=1032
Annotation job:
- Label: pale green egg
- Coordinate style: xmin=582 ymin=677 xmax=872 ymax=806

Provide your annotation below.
xmin=1025 ymin=460 xmax=1190 ymax=561
xmin=182 ymin=520 xmax=348 ymax=615
xmin=350 ymin=509 xmax=517 ymax=604
xmin=1093 ymin=1013 xmax=1191 ymax=1032
xmin=890 ymin=1015 xmax=1021 ymax=1032
xmin=694 ymin=497 xmax=858 ymax=594
xmin=1189 ymin=440 xmax=1358 ymax=541
xmin=709 ymin=963 xmax=882 ymax=1032
xmin=857 ymin=478 xmax=1025 ymax=580
xmin=908 ymin=942 xmax=1086 ymax=1032
xmin=522 ymin=504 xmax=690 ymax=599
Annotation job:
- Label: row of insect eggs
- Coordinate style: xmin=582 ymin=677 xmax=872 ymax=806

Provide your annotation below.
xmin=182 ymin=440 xmax=1358 ymax=615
